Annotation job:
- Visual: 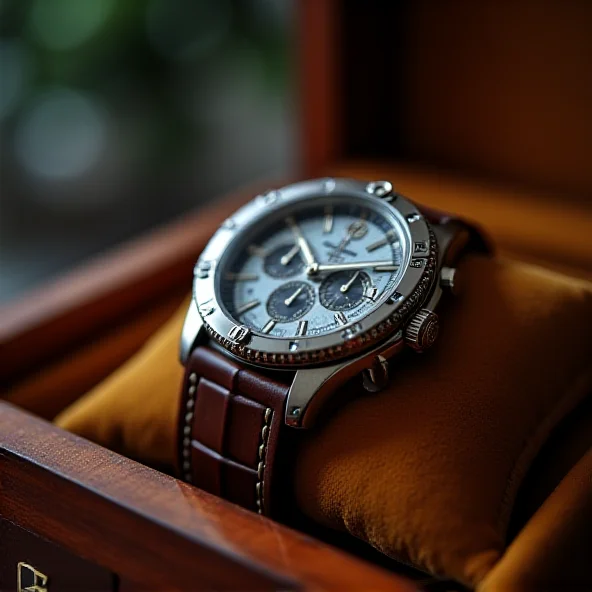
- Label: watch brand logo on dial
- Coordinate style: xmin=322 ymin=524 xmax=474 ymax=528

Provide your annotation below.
xmin=323 ymin=241 xmax=357 ymax=262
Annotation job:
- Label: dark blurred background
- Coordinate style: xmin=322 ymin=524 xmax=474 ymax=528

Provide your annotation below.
xmin=0 ymin=0 xmax=295 ymax=302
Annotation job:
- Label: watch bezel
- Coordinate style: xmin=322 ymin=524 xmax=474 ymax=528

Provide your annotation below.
xmin=193 ymin=178 xmax=437 ymax=368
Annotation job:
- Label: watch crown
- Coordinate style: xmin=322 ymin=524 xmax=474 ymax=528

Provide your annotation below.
xmin=404 ymin=309 xmax=439 ymax=352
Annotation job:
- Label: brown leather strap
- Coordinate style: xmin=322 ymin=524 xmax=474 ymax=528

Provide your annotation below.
xmin=416 ymin=202 xmax=493 ymax=254
xmin=177 ymin=346 xmax=291 ymax=516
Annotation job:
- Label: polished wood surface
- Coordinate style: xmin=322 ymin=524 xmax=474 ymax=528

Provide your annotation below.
xmin=0 ymin=517 xmax=115 ymax=592
xmin=300 ymin=1 xmax=592 ymax=199
xmin=0 ymin=401 xmax=415 ymax=591
xmin=299 ymin=0 xmax=342 ymax=177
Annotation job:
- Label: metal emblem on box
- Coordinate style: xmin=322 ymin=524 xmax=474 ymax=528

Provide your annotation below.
xmin=17 ymin=562 xmax=49 ymax=592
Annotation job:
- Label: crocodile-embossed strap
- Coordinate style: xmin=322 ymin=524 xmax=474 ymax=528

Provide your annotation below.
xmin=177 ymin=346 xmax=291 ymax=516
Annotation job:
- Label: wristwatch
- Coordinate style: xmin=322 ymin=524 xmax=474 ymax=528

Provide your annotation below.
xmin=177 ymin=178 xmax=489 ymax=516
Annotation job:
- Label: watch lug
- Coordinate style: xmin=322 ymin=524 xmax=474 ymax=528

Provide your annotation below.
xmin=179 ymin=298 xmax=206 ymax=364
xmin=285 ymin=365 xmax=341 ymax=428
xmin=285 ymin=330 xmax=404 ymax=429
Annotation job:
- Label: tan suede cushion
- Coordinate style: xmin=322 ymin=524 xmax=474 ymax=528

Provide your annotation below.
xmin=55 ymin=256 xmax=592 ymax=588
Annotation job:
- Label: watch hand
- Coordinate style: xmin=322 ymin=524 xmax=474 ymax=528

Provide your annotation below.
xmin=280 ymin=243 xmax=300 ymax=266
xmin=307 ymin=261 xmax=398 ymax=274
xmin=286 ymin=216 xmax=316 ymax=266
xmin=284 ymin=285 xmax=304 ymax=306
xmin=340 ymin=271 xmax=360 ymax=293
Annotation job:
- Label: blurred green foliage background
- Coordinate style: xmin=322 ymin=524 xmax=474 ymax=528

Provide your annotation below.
xmin=0 ymin=0 xmax=295 ymax=301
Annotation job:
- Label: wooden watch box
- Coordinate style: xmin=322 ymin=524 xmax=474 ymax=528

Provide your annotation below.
xmin=1 ymin=2 xmax=591 ymax=590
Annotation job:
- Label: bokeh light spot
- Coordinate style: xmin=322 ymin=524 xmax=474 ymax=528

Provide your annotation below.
xmin=15 ymin=88 xmax=107 ymax=180
xmin=0 ymin=40 xmax=32 ymax=119
xmin=29 ymin=0 xmax=114 ymax=51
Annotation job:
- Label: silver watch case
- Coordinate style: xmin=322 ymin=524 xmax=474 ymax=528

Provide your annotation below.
xmin=187 ymin=178 xmax=437 ymax=370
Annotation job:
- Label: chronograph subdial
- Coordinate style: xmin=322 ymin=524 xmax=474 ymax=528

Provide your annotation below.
xmin=266 ymin=281 xmax=315 ymax=323
xmin=319 ymin=271 xmax=372 ymax=312
xmin=263 ymin=244 xmax=305 ymax=278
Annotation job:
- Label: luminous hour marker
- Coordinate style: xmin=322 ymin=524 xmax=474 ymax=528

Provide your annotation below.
xmin=364 ymin=286 xmax=378 ymax=301
xmin=225 ymin=272 xmax=259 ymax=281
xmin=262 ymin=319 xmax=276 ymax=334
xmin=296 ymin=320 xmax=308 ymax=336
xmin=334 ymin=311 xmax=347 ymax=326
xmin=366 ymin=239 xmax=387 ymax=252
xmin=323 ymin=206 xmax=333 ymax=233
xmin=247 ymin=244 xmax=267 ymax=258
xmin=374 ymin=264 xmax=398 ymax=272
xmin=235 ymin=299 xmax=261 ymax=316
xmin=366 ymin=230 xmax=398 ymax=252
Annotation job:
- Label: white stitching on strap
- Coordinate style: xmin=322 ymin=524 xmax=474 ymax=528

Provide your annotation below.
xmin=181 ymin=372 xmax=198 ymax=482
xmin=255 ymin=407 xmax=273 ymax=514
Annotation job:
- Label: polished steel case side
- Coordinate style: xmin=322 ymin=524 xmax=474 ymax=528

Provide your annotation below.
xmin=179 ymin=297 xmax=205 ymax=365
xmin=192 ymin=178 xmax=437 ymax=369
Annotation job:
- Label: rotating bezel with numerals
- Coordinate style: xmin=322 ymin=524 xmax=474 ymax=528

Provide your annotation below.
xmin=193 ymin=178 xmax=437 ymax=368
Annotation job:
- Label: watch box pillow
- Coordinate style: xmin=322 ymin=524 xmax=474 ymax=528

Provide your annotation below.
xmin=54 ymin=253 xmax=592 ymax=589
